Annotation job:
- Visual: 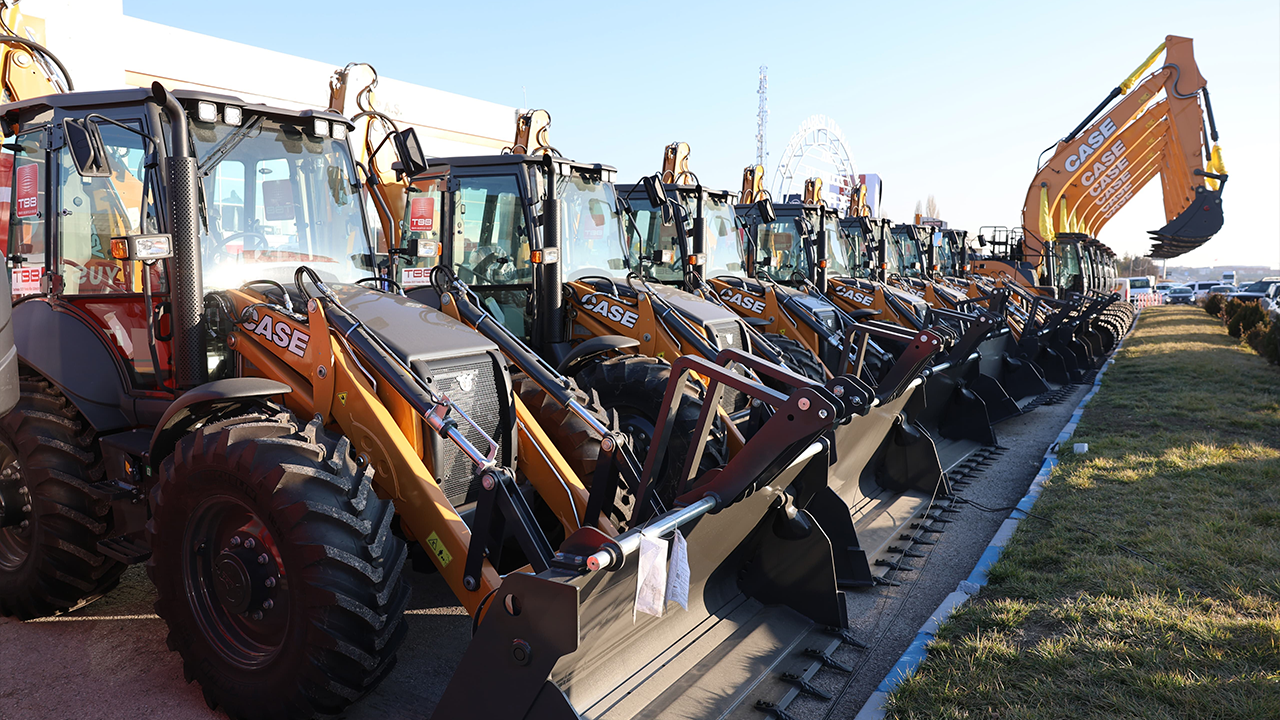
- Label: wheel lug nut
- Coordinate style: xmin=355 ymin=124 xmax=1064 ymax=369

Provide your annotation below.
xmin=243 ymin=538 xmax=255 ymax=549
xmin=264 ymin=577 xmax=276 ymax=588
xmin=262 ymin=599 xmax=273 ymax=610
xmin=251 ymin=611 xmax=263 ymax=621
xmin=20 ymin=505 xmax=30 ymax=514
xmin=229 ymin=536 xmax=241 ymax=547
xmin=257 ymin=554 xmax=269 ymax=565
xmin=19 ymin=520 xmax=28 ymax=529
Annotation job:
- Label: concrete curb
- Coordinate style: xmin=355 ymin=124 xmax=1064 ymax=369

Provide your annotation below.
xmin=853 ymin=312 xmax=1140 ymax=720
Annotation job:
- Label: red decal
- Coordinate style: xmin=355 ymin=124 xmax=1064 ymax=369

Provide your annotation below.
xmin=409 ymin=197 xmax=434 ymax=232
xmin=15 ymin=163 xmax=38 ymax=219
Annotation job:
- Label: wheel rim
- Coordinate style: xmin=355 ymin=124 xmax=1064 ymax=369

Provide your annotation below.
xmin=0 ymin=442 xmax=32 ymax=573
xmin=183 ymin=495 xmax=290 ymax=669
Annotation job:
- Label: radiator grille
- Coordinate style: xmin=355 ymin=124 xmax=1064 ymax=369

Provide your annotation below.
xmin=423 ymin=356 xmax=506 ymax=506
xmin=707 ymin=320 xmax=749 ymax=413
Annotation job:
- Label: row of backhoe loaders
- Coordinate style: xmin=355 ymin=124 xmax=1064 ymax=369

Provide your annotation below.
xmin=0 ymin=8 xmax=1223 ymax=718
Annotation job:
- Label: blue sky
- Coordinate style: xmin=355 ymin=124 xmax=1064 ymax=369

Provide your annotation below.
xmin=125 ymin=0 xmax=1279 ymax=270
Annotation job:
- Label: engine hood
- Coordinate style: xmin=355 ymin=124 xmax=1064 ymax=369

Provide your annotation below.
xmin=329 ymin=284 xmax=499 ymax=364
xmin=648 ymin=283 xmax=742 ymax=325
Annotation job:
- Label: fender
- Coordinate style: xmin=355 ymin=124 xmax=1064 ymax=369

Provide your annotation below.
xmin=148 ymin=377 xmax=293 ymax=471
xmin=13 ymin=298 xmax=135 ymax=432
xmin=556 ymin=335 xmax=640 ymax=377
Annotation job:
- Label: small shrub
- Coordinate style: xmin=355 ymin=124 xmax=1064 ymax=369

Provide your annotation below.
xmin=1261 ymin=321 xmax=1280 ymax=365
xmin=1220 ymin=297 xmax=1244 ymax=323
xmin=1243 ymin=319 xmax=1270 ymax=355
xmin=1204 ymin=293 xmax=1225 ymax=316
xmin=1227 ymin=301 xmax=1265 ymax=338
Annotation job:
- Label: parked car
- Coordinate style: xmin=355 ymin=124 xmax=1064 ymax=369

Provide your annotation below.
xmin=1209 ymin=284 xmax=1238 ymax=296
xmin=1263 ymin=284 xmax=1280 ymax=321
xmin=1188 ymin=280 xmax=1221 ymax=300
xmin=1228 ymin=277 xmax=1280 ymax=303
xmin=1163 ymin=286 xmax=1196 ymax=305
xmin=1156 ymin=282 xmax=1176 ymax=294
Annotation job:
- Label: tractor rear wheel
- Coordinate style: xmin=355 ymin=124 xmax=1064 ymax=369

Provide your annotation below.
xmin=148 ymin=410 xmax=409 ymax=720
xmin=763 ymin=332 xmax=826 ymax=383
xmin=512 ymin=375 xmax=637 ymax=527
xmin=574 ymin=355 xmax=727 ymax=510
xmin=0 ymin=372 xmax=123 ymax=619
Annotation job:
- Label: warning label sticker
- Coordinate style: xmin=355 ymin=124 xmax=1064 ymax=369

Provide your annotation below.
xmin=425 ymin=531 xmax=453 ymax=567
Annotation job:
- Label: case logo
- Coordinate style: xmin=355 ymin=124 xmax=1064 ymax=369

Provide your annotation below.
xmin=719 ymin=288 xmax=765 ymax=314
xmin=581 ymin=298 xmax=639 ymax=328
xmin=245 ymin=312 xmax=310 ymax=357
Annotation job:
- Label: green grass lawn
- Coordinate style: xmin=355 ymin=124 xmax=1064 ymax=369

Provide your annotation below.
xmin=887 ymin=306 xmax=1280 ymax=720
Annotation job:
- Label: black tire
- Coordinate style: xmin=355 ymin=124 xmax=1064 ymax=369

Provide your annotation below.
xmin=512 ymin=375 xmax=635 ymax=527
xmin=148 ymin=411 xmax=410 ymax=720
xmin=762 ymin=332 xmax=826 ymax=383
xmin=0 ymin=372 xmax=123 ymax=619
xmin=574 ymin=355 xmax=727 ymax=509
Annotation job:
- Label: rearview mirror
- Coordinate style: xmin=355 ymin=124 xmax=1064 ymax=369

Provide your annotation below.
xmin=109 ymin=234 xmax=173 ymax=261
xmin=392 ymin=127 xmax=428 ymax=178
xmin=755 ymin=196 xmax=776 ymax=224
xmin=641 ymin=174 xmax=667 ymax=208
xmin=63 ymin=119 xmax=111 ymax=178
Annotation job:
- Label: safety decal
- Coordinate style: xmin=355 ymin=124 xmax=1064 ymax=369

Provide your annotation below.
xmin=425 ymin=531 xmax=452 ymax=567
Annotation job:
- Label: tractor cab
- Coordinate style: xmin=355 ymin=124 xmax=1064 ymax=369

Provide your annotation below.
xmin=4 ymin=87 xmax=369 ymax=405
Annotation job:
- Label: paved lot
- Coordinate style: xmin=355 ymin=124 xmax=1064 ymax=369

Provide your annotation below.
xmin=0 ymin=385 xmax=1088 ymax=720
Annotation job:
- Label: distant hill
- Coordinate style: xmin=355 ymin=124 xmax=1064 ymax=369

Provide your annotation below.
xmin=1163 ymin=265 xmax=1278 ymax=283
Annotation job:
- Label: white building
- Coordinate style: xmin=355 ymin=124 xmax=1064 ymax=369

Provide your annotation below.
xmin=18 ymin=0 xmax=514 ymax=157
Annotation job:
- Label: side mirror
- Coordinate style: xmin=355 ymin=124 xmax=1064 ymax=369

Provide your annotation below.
xmin=63 ymin=119 xmax=111 ymax=178
xmin=641 ymin=174 xmax=667 ymax=208
xmin=392 ymin=127 xmax=428 ymax=178
xmin=977 ymin=235 xmax=988 ymax=247
xmin=755 ymin=197 xmax=776 ymax=224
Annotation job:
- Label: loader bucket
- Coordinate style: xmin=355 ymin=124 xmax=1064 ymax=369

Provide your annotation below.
xmin=431 ymin=350 xmax=858 ymax=720
xmin=904 ymin=364 xmax=996 ymax=472
xmin=806 ymin=387 xmax=947 ymax=586
xmin=976 ymin=331 xmax=1049 ymax=408
xmin=431 ymin=443 xmax=847 ymax=720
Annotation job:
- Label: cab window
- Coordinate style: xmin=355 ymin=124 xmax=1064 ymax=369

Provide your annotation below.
xmin=1 ymin=127 xmax=48 ymax=298
xmin=452 ymin=174 xmax=531 ymax=338
xmin=57 ymin=121 xmax=161 ymax=295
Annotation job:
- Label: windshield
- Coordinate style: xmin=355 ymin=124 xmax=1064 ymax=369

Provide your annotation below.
xmin=836 ymin=222 xmax=869 ymax=278
xmin=1055 ymin=244 xmax=1082 ymax=287
xmin=936 ymin=234 xmax=955 ymax=274
xmin=689 ymin=193 xmax=746 ymax=280
xmin=825 ymin=216 xmax=862 ymax=278
xmin=193 ymin=116 xmax=372 ymax=291
xmin=619 ymin=189 xmax=682 ymax=284
xmin=754 ymin=216 xmax=810 ymax=283
xmin=558 ymin=172 xmax=628 ymax=281
xmin=889 ymin=230 xmax=920 ymax=276
xmin=1170 ymin=287 xmax=1193 ymax=294
xmin=1129 ymin=277 xmax=1151 ymax=289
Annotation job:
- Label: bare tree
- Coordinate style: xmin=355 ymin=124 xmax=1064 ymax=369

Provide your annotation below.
xmin=926 ymin=195 xmax=939 ymax=219
xmin=1119 ymin=254 xmax=1158 ymax=277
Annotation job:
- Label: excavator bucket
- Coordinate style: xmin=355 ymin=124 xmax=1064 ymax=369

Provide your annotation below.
xmin=432 ymin=355 xmax=855 ymax=720
xmin=1149 ymin=186 xmax=1225 ymax=257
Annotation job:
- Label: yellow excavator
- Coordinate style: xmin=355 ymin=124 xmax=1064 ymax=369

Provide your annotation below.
xmin=974 ymin=35 xmax=1225 ymax=292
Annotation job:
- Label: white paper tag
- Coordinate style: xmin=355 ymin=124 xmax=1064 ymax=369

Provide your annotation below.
xmin=634 ymin=533 xmax=668 ymax=620
xmin=665 ymin=530 xmax=689 ymax=611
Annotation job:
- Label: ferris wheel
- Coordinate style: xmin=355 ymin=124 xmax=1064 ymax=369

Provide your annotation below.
xmin=773 ymin=115 xmax=857 ymax=213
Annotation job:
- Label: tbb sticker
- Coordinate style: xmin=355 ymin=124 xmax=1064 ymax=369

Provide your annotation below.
xmin=409 ymin=197 xmax=435 ymax=232
xmin=15 ymin=164 xmax=37 ymax=219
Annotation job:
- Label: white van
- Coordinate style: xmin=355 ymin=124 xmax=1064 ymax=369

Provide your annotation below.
xmin=1222 ymin=270 xmax=1236 ymax=285
xmin=1120 ymin=276 xmax=1155 ymax=302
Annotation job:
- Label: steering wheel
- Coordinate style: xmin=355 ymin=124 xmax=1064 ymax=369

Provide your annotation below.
xmin=209 ymin=231 xmax=270 ymax=263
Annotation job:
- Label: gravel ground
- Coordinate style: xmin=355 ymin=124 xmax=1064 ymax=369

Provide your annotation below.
xmin=0 ymin=384 xmax=1088 ymax=720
